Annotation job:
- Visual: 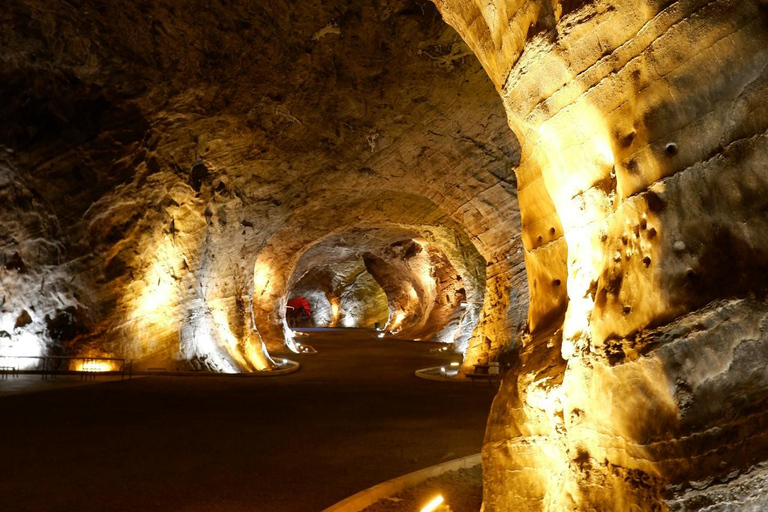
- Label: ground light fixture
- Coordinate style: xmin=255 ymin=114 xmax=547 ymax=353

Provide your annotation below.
xmin=420 ymin=494 xmax=446 ymax=512
xmin=440 ymin=365 xmax=459 ymax=377
xmin=81 ymin=362 xmax=111 ymax=372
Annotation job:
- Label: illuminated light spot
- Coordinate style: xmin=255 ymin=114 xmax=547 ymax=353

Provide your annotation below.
xmin=0 ymin=331 xmax=47 ymax=370
xmin=421 ymin=495 xmax=444 ymax=512
xmin=450 ymin=362 xmax=460 ymax=367
xmin=76 ymin=360 xmax=118 ymax=372
xmin=253 ymin=262 xmax=272 ymax=294
xmin=210 ymin=307 xmax=272 ymax=372
xmin=388 ymin=311 xmax=406 ymax=331
xmin=330 ymin=301 xmax=340 ymax=324
xmin=129 ymin=238 xmax=185 ymax=353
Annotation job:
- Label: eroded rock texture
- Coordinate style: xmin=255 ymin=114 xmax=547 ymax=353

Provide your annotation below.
xmin=433 ymin=0 xmax=768 ymax=509
xmin=289 ymin=261 xmax=390 ymax=329
xmin=1 ymin=0 xmax=526 ymax=371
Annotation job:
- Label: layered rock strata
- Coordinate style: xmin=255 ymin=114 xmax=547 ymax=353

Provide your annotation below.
xmin=433 ymin=0 xmax=768 ymax=509
xmin=1 ymin=0 xmax=527 ymax=370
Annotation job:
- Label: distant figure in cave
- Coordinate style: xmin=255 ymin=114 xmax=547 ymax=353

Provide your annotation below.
xmin=286 ymin=296 xmax=312 ymax=328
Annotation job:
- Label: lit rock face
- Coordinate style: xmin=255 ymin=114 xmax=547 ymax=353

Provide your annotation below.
xmin=0 ymin=161 xmax=78 ymax=367
xmin=434 ymin=0 xmax=768 ymax=509
xmin=289 ymin=261 xmax=390 ymax=328
xmin=336 ymin=269 xmax=390 ymax=329
xmin=275 ymin=228 xmax=478 ymax=348
xmin=1 ymin=0 xmax=526 ymax=370
xmin=363 ymin=239 xmax=467 ymax=341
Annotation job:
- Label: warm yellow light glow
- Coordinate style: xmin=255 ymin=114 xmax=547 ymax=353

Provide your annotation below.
xmin=534 ymin=103 xmax=616 ymax=232
xmin=450 ymin=362 xmax=460 ymax=367
xmin=253 ymin=262 xmax=271 ymax=294
xmin=76 ymin=360 xmax=118 ymax=372
xmin=529 ymin=98 xmax=621 ymax=360
xmin=211 ymin=308 xmax=270 ymax=371
xmin=330 ymin=300 xmax=341 ymax=326
xmin=388 ymin=310 xmax=406 ymax=332
xmin=526 ymin=376 xmax=564 ymax=426
xmin=243 ymin=338 xmax=271 ymax=371
xmin=130 ymin=237 xmax=182 ymax=344
xmin=421 ymin=495 xmax=444 ymax=512
xmin=136 ymin=281 xmax=170 ymax=316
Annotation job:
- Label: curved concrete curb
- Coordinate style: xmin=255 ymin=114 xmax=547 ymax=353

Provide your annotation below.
xmin=263 ymin=358 xmax=301 ymax=376
xmin=414 ymin=366 xmax=470 ymax=383
xmin=295 ymin=344 xmax=318 ymax=355
xmin=321 ymin=453 xmax=481 ymax=512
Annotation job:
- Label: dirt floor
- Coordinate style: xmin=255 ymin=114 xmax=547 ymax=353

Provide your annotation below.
xmin=0 ymin=329 xmax=495 ymax=512
xmin=361 ymin=465 xmax=482 ymax=512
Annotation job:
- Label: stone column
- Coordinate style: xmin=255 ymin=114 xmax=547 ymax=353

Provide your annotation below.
xmin=434 ymin=0 xmax=768 ymax=509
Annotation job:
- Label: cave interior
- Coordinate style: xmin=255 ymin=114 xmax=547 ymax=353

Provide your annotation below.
xmin=2 ymin=0 xmax=768 ymax=510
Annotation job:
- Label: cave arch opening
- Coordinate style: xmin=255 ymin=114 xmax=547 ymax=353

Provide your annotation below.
xmin=277 ymin=226 xmax=483 ymax=358
xmin=0 ymin=0 xmax=528 ymax=379
xmin=287 ymin=263 xmax=390 ymax=329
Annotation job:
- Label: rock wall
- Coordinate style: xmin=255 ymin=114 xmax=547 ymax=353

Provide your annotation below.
xmin=289 ymin=261 xmax=390 ymax=329
xmin=1 ymin=0 xmax=528 ymax=371
xmin=363 ymin=238 xmax=466 ymax=341
xmin=338 ymin=270 xmax=391 ymax=329
xmin=433 ymin=0 xmax=768 ymax=509
xmin=0 ymin=159 xmax=77 ymax=368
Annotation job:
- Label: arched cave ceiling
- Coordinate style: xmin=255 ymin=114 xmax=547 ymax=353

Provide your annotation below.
xmin=4 ymin=0 xmax=768 ymax=510
xmin=0 ymin=0 xmax=525 ymax=369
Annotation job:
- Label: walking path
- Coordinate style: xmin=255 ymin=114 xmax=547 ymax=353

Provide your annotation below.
xmin=0 ymin=329 xmax=495 ymax=512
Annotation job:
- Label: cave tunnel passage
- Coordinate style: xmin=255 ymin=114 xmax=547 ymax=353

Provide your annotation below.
xmin=280 ymin=227 xmax=482 ymax=359
xmin=0 ymin=0 xmax=529 ymax=504
xmin=287 ymin=260 xmax=390 ymax=330
xmin=0 ymin=0 xmax=526 ymax=378
xmin=15 ymin=0 xmax=768 ymax=510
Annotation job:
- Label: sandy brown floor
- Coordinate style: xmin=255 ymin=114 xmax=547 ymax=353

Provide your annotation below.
xmin=0 ymin=329 xmax=494 ymax=512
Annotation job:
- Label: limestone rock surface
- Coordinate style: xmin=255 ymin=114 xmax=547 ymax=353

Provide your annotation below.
xmin=433 ymin=0 xmax=768 ymax=509
xmin=0 ymin=0 xmax=525 ymax=371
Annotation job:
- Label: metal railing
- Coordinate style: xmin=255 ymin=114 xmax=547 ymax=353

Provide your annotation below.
xmin=0 ymin=356 xmax=132 ymax=381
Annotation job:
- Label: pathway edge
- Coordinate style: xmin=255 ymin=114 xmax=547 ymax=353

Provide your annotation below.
xmin=321 ymin=452 xmax=481 ymax=512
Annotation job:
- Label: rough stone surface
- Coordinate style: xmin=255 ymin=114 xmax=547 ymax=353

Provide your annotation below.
xmin=433 ymin=0 xmax=768 ymax=509
xmin=6 ymin=0 xmax=765 ymax=509
xmin=290 ymin=260 xmax=390 ymax=329
xmin=0 ymin=0 xmax=526 ymax=371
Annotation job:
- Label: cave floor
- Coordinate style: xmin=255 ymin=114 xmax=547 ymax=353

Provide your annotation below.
xmin=0 ymin=374 xmax=133 ymax=398
xmin=0 ymin=329 xmax=494 ymax=512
